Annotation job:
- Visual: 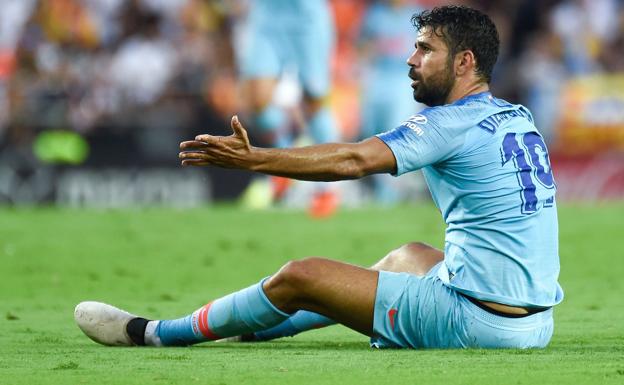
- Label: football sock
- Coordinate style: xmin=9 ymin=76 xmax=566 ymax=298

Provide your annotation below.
xmin=252 ymin=310 xmax=336 ymax=341
xmin=308 ymin=106 xmax=337 ymax=144
xmin=145 ymin=278 xmax=290 ymax=346
xmin=126 ymin=317 xmax=150 ymax=346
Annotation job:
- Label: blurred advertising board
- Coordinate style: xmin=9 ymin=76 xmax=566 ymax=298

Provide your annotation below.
xmin=0 ymin=166 xmax=213 ymax=207
xmin=551 ymin=154 xmax=624 ymax=201
xmin=550 ymin=75 xmax=624 ymax=200
xmin=554 ymin=75 xmax=624 ymax=156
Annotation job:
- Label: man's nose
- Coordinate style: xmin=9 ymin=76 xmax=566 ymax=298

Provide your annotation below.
xmin=407 ymin=50 xmax=419 ymax=67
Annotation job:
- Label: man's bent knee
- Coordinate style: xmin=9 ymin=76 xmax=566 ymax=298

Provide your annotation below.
xmin=403 ymin=241 xmax=436 ymax=255
xmin=372 ymin=242 xmax=442 ymax=276
xmin=263 ymin=257 xmax=326 ymax=312
xmin=270 ymin=258 xmax=324 ymax=286
xmin=244 ymin=78 xmax=277 ymax=112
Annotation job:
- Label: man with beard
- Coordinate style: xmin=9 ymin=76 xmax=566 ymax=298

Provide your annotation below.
xmin=74 ymin=5 xmax=563 ymax=349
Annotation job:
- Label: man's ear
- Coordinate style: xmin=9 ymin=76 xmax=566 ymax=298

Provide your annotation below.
xmin=455 ymin=50 xmax=476 ymax=77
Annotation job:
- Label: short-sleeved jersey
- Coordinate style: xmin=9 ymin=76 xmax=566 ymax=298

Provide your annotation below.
xmin=376 ymin=92 xmax=564 ymax=307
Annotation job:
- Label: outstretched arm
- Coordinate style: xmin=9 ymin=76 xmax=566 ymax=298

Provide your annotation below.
xmin=179 ymin=116 xmax=397 ymax=181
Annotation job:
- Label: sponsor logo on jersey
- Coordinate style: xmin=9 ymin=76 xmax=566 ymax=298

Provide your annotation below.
xmin=404 ymin=122 xmax=424 ymax=136
xmin=410 ymin=114 xmax=428 ymax=125
xmin=403 ymin=115 xmax=427 ymax=136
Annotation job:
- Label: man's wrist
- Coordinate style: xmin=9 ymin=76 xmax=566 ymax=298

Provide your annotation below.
xmin=247 ymin=147 xmax=269 ymax=172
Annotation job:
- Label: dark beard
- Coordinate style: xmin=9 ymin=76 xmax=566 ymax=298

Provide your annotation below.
xmin=410 ymin=66 xmax=454 ymax=107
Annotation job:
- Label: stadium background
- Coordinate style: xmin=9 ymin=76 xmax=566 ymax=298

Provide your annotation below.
xmin=2 ymin=0 xmax=624 ymax=207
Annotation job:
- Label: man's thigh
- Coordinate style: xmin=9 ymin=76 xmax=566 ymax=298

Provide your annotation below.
xmin=264 ymin=257 xmax=379 ymax=336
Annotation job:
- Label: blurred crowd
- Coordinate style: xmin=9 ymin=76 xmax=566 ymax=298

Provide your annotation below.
xmin=2 ymin=0 xmax=237 ymax=166
xmin=1 ymin=0 xmax=624 ymax=166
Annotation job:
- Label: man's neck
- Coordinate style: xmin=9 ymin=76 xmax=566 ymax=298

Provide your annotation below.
xmin=446 ymin=81 xmax=489 ymax=104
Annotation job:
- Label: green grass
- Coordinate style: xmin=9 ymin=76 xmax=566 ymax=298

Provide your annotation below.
xmin=1 ymin=204 xmax=623 ymax=384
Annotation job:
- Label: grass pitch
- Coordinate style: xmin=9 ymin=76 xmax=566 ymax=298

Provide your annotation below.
xmin=1 ymin=204 xmax=623 ymax=385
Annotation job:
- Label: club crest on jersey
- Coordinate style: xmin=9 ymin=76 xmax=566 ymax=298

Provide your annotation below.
xmin=403 ymin=115 xmax=426 ymax=136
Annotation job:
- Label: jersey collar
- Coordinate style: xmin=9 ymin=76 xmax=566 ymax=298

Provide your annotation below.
xmin=451 ymin=91 xmax=492 ymax=106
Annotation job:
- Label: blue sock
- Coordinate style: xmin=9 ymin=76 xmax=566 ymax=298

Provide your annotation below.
xmin=308 ymin=106 xmax=338 ymax=144
xmin=253 ymin=310 xmax=336 ymax=341
xmin=151 ymin=278 xmax=290 ymax=346
xmin=255 ymin=106 xmax=291 ymax=148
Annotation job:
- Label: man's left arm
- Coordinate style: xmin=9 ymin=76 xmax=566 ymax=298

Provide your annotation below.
xmin=179 ymin=116 xmax=396 ymax=181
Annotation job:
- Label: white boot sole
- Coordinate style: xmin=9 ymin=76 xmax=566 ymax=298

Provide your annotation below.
xmin=74 ymin=301 xmax=137 ymax=346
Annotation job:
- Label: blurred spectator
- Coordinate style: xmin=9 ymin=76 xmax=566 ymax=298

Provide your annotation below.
xmin=518 ymin=27 xmax=567 ymax=144
xmin=4 ymin=0 xmax=235 ymax=162
xmin=108 ymin=5 xmax=176 ymax=106
xmin=357 ymin=0 xmax=425 ymax=203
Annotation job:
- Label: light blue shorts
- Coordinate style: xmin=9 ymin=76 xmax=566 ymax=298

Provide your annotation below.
xmin=238 ymin=16 xmax=334 ymax=98
xmin=371 ymin=265 xmax=555 ymax=349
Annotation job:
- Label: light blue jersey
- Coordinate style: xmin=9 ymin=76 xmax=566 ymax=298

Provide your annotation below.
xmin=377 ymin=92 xmax=564 ymax=308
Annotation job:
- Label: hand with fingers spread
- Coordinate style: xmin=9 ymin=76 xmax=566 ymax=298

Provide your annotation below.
xmin=179 ymin=116 xmax=253 ymax=169
xmin=179 ymin=114 xmax=396 ymax=181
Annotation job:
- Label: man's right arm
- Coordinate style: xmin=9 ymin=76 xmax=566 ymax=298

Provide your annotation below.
xmin=248 ymin=138 xmax=397 ymax=181
xmin=179 ymin=116 xmax=397 ymax=181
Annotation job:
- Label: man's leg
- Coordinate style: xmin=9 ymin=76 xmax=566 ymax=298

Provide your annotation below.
xmin=248 ymin=242 xmax=443 ymax=341
xmin=263 ymin=258 xmax=377 ymax=335
xmin=239 ymin=78 xmax=292 ymax=208
xmin=75 ymin=258 xmax=378 ymax=346
xmin=303 ymin=96 xmax=338 ymax=145
xmin=238 ymin=18 xmax=289 ymax=149
xmin=371 ymin=242 xmax=443 ymax=276
xmin=297 ymin=12 xmax=338 ymax=218
xmin=250 ymin=310 xmax=332 ymax=342
xmin=244 ymin=78 xmax=291 ymax=148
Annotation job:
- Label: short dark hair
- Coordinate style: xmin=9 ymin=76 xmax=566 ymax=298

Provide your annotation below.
xmin=411 ymin=6 xmax=500 ymax=83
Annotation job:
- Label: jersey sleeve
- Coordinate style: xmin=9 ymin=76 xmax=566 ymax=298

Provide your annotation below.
xmin=375 ymin=109 xmax=462 ymax=175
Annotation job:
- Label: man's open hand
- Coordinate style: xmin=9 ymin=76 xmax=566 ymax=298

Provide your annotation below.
xmin=179 ymin=115 xmax=253 ymax=169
